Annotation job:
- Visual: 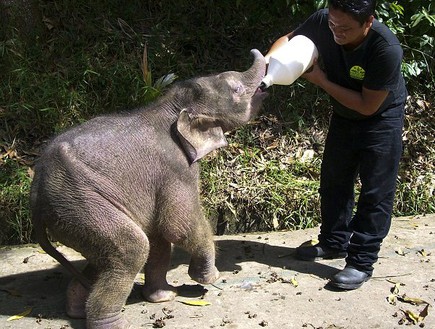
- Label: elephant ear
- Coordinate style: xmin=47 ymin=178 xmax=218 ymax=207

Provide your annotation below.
xmin=176 ymin=109 xmax=228 ymax=164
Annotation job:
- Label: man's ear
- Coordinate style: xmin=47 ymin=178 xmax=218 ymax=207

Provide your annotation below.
xmin=176 ymin=109 xmax=228 ymax=164
xmin=366 ymin=15 xmax=374 ymax=29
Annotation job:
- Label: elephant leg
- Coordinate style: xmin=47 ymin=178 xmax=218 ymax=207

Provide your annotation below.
xmin=185 ymin=229 xmax=220 ymax=285
xmin=142 ymin=237 xmax=177 ymax=302
xmin=66 ymin=264 xmax=98 ymax=319
xmin=159 ymin=191 xmax=219 ymax=285
xmin=81 ymin=216 xmax=149 ymax=329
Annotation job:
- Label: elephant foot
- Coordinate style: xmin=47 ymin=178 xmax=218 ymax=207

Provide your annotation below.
xmin=87 ymin=313 xmax=133 ymax=329
xmin=188 ymin=265 xmax=220 ymax=284
xmin=142 ymin=284 xmax=177 ymax=303
xmin=66 ymin=278 xmax=88 ymax=319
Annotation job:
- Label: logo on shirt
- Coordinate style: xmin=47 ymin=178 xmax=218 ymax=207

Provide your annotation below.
xmin=349 ymin=66 xmax=365 ymax=80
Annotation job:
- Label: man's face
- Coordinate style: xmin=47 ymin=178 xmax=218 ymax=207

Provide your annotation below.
xmin=328 ymin=7 xmax=373 ymax=49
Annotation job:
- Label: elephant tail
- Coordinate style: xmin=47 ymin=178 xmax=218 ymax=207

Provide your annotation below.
xmin=34 ymin=219 xmax=92 ymax=290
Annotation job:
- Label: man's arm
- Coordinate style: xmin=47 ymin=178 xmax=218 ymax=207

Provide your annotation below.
xmin=264 ymin=32 xmax=294 ymax=64
xmin=303 ymin=59 xmax=389 ymax=116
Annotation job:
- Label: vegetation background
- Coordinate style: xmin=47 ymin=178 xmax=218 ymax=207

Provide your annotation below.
xmin=1 ymin=0 xmax=434 ymax=245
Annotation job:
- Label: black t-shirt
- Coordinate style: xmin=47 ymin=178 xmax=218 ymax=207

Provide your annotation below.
xmin=293 ymin=9 xmax=407 ymax=119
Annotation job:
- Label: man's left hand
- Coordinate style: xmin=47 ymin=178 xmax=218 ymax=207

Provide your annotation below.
xmin=301 ymin=58 xmax=327 ymax=87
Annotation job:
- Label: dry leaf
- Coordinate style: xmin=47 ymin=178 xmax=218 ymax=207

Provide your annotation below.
xmin=179 ymin=300 xmax=211 ymax=306
xmin=401 ymin=304 xmax=431 ymax=325
xmin=418 ymin=249 xmax=430 ymax=257
xmin=402 ymin=309 xmax=421 ymax=324
xmin=290 ymin=277 xmax=299 ymax=287
xmin=27 ymin=167 xmax=35 ymax=178
xmin=387 ymin=294 xmax=397 ymax=305
xmin=419 ymin=303 xmax=430 ymax=320
xmin=272 ymin=215 xmax=279 ymax=229
xmin=398 ymin=294 xmax=430 ymax=306
xmin=135 ymin=273 xmax=145 ymax=283
xmin=391 ymin=282 xmax=400 ymax=295
xmin=395 ymin=247 xmax=407 ymax=256
xmin=300 ymin=239 xmax=319 ymax=247
xmin=7 ymin=307 xmax=32 ymax=321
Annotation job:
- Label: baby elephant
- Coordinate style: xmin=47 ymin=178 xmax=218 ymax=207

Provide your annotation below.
xmin=30 ymin=49 xmax=268 ymax=329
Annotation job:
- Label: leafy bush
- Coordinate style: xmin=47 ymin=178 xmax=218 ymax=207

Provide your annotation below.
xmin=377 ymin=1 xmax=435 ymax=91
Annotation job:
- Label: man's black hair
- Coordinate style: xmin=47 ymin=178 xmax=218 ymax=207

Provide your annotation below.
xmin=328 ymin=0 xmax=376 ymax=24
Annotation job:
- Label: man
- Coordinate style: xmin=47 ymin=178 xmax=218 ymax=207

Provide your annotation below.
xmin=265 ymin=0 xmax=407 ymax=290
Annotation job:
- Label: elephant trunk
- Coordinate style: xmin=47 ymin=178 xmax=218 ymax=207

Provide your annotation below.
xmin=242 ymin=49 xmax=267 ymax=89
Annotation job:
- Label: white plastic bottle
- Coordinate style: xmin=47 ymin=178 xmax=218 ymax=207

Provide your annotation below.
xmin=261 ymin=35 xmax=318 ymax=90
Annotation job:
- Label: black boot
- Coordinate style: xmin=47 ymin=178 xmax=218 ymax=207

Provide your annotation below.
xmin=330 ymin=266 xmax=371 ymax=290
xmin=296 ymin=243 xmax=347 ymax=261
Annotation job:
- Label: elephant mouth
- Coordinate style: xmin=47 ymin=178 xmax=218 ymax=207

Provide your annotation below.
xmin=255 ymin=86 xmax=267 ymax=94
xmin=252 ymin=85 xmax=269 ymax=101
xmin=247 ymin=85 xmax=268 ymax=118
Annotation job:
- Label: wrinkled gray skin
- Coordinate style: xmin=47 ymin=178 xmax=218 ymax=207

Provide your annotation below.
xmin=30 ymin=49 xmax=267 ymax=329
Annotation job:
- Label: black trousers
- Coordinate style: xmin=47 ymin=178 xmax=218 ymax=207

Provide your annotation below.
xmin=318 ymin=111 xmax=404 ymax=275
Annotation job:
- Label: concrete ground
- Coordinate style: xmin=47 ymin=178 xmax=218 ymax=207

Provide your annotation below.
xmin=0 ymin=214 xmax=434 ymax=329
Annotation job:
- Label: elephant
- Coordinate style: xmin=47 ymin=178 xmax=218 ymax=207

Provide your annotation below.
xmin=30 ymin=49 xmax=268 ymax=329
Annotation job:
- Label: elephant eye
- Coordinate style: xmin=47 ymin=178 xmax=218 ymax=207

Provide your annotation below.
xmin=233 ymin=84 xmax=245 ymax=95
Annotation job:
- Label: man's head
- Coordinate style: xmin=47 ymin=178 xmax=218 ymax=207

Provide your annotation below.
xmin=329 ymin=0 xmax=376 ymax=24
xmin=327 ymin=0 xmax=376 ymax=48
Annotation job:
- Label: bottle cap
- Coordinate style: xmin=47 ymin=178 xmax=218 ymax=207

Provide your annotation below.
xmin=260 ymin=75 xmax=273 ymax=89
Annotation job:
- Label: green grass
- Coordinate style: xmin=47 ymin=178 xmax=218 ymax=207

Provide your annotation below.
xmin=0 ymin=159 xmax=32 ymax=244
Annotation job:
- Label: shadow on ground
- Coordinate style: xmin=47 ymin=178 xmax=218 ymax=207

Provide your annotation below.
xmin=0 ymin=238 xmax=338 ymax=323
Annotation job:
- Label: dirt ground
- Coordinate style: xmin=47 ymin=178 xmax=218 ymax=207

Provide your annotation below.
xmin=1 ymin=214 xmax=434 ymax=329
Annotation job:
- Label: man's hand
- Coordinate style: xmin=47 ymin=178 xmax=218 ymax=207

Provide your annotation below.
xmin=301 ymin=58 xmax=327 ymax=87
